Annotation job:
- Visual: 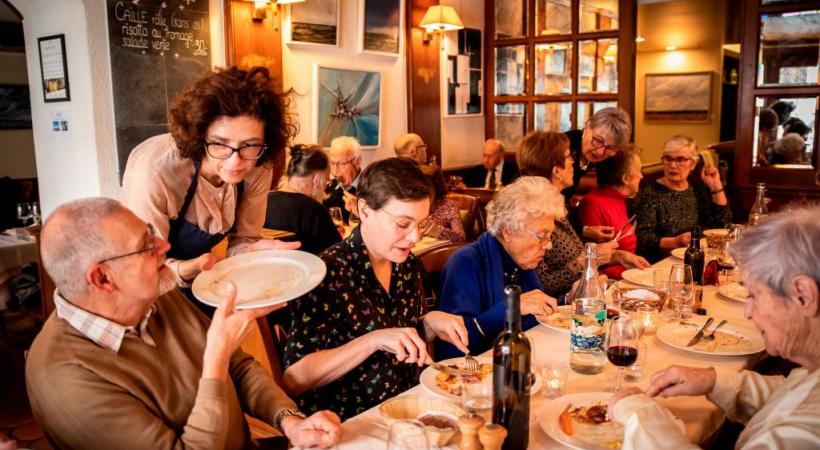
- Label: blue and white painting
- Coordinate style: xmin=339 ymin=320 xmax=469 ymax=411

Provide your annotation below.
xmin=316 ymin=67 xmax=381 ymax=147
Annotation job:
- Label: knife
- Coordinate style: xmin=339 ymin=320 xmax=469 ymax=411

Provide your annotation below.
xmin=687 ymin=317 xmax=714 ymax=347
xmin=379 ymin=345 xmax=479 ymax=376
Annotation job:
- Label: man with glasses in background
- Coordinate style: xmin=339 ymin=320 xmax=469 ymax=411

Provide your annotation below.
xmin=26 ymin=198 xmax=341 ymax=449
xmin=393 ymin=133 xmax=428 ymax=166
xmin=324 ymin=136 xmax=363 ymax=223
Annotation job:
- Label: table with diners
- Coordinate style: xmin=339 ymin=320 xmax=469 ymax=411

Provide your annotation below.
xmin=303 ymin=256 xmax=760 ymax=449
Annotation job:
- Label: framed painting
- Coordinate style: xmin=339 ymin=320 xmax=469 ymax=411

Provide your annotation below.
xmin=357 ymin=0 xmax=402 ymax=56
xmin=288 ymin=0 xmax=339 ymax=47
xmin=444 ymin=27 xmax=482 ymax=116
xmin=38 ymin=34 xmax=71 ymax=102
xmin=0 ymin=85 xmax=32 ymax=129
xmin=314 ymin=66 xmax=381 ymax=148
xmin=645 ymin=72 xmax=713 ymax=122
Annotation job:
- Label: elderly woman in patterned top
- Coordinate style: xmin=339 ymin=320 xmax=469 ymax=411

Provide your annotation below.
xmin=419 ymin=165 xmax=466 ymax=242
xmin=282 ymin=158 xmax=469 ymax=420
xmin=633 ymin=135 xmax=730 ymax=262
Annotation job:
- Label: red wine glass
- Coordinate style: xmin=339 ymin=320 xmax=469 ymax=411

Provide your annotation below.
xmin=605 ymin=315 xmax=640 ymax=392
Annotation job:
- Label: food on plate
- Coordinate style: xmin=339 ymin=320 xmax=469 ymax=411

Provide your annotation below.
xmin=562 ymin=402 xmax=624 ymax=449
xmin=208 ymin=265 xmax=300 ymax=303
xmin=620 ymin=288 xmax=663 ymax=312
xmin=435 ymin=363 xmax=492 ymax=396
xmin=417 ymin=412 xmax=458 ymax=430
xmin=543 ymin=307 xmax=573 ymax=330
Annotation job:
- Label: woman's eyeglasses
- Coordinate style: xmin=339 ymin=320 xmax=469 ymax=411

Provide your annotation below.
xmin=524 ymin=227 xmax=552 ymax=247
xmin=661 ymin=155 xmax=692 ymax=165
xmin=380 ymin=208 xmax=425 ymax=236
xmin=204 ymin=142 xmax=267 ymax=160
xmin=590 ymin=132 xmax=619 ymax=156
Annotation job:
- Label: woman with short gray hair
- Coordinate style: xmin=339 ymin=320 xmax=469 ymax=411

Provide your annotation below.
xmin=436 ymin=176 xmax=564 ymax=358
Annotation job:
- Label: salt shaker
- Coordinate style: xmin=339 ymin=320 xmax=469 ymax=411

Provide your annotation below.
xmin=478 ymin=423 xmax=507 ymax=450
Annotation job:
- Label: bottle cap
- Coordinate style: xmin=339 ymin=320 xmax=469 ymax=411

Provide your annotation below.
xmin=696 ymin=308 xmax=707 ymax=315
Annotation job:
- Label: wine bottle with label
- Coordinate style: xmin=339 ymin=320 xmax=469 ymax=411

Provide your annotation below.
xmin=684 ymin=226 xmax=705 ymax=309
xmin=492 ymin=285 xmax=531 ymax=450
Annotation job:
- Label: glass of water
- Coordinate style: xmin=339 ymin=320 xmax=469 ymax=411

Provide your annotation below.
xmin=461 ymin=379 xmax=493 ymax=422
xmin=669 ymin=264 xmax=694 ymax=323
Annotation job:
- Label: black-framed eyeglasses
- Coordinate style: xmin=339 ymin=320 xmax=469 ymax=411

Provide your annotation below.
xmin=98 ymin=224 xmax=157 ymax=264
xmin=590 ymin=133 xmax=619 ymax=156
xmin=204 ymin=142 xmax=267 ymax=160
xmin=661 ymin=155 xmax=692 ymax=165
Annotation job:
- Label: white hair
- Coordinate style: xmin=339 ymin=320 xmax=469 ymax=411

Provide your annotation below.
xmin=394 ymin=133 xmax=422 ymax=157
xmin=486 ymin=176 xmax=567 ymax=236
xmin=589 ymin=107 xmax=632 ymax=145
xmin=329 ymin=136 xmax=361 ymax=159
xmin=728 ymin=204 xmax=820 ymax=297
xmin=663 ymin=135 xmax=700 ymax=161
xmin=774 ymin=133 xmax=806 ymax=162
xmin=40 ymin=197 xmax=127 ymax=300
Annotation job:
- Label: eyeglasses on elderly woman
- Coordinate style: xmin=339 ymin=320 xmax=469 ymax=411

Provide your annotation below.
xmin=661 ymin=155 xmax=692 ymax=165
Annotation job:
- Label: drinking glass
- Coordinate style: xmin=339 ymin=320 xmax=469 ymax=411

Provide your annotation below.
xmin=329 ymin=207 xmax=344 ymax=227
xmin=669 ymin=264 xmax=695 ymax=323
xmin=540 ymin=364 xmax=568 ymax=399
xmin=386 ymin=419 xmax=429 ymax=450
xmin=30 ymin=202 xmax=42 ymax=226
xmin=461 ymin=379 xmax=493 ymax=422
xmin=16 ymin=202 xmax=31 ymax=225
xmin=604 ymin=279 xmax=621 ymax=319
xmin=623 ymin=341 xmax=648 ymax=383
xmin=605 ymin=315 xmax=641 ymax=392
xmin=652 ymin=269 xmax=670 ymax=310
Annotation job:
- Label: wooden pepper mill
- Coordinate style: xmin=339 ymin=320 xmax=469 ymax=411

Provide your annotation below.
xmin=478 ymin=423 xmax=507 ymax=450
xmin=457 ymin=413 xmax=486 ymax=450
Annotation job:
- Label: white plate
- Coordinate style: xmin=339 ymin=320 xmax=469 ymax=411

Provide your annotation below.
xmin=621 ymin=268 xmax=654 ymax=287
xmin=536 ymin=305 xmax=573 ymax=333
xmin=671 ymin=247 xmax=686 ymax=259
xmin=419 ymin=356 xmax=542 ymax=402
xmin=703 ymin=229 xmax=729 ymax=237
xmin=718 ymin=283 xmax=750 ymax=303
xmin=656 ymin=321 xmax=764 ymax=356
xmin=539 ymin=392 xmax=685 ymax=450
xmin=192 ymin=250 xmax=326 ymax=309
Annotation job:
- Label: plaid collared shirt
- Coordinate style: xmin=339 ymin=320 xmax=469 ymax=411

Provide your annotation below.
xmin=54 ymin=290 xmax=156 ymax=353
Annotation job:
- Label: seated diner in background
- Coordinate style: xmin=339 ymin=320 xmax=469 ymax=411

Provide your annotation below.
xmin=121 ymin=66 xmax=300 ymax=293
xmin=393 ymin=133 xmax=428 ymax=166
xmin=436 ymin=176 xmax=561 ymax=358
xmin=609 ymin=204 xmax=820 ymax=449
xmin=516 ymin=131 xmax=617 ymax=298
xmin=282 ymin=158 xmax=469 ymax=420
xmin=419 ymin=165 xmax=466 ymax=242
xmin=264 ymin=144 xmax=341 ymax=255
xmin=463 ymin=139 xmax=519 ymax=189
xmin=579 ymin=145 xmax=650 ymax=279
xmin=26 ymin=198 xmax=340 ymax=449
xmin=634 ymin=135 xmax=731 ymax=262
xmin=323 ymin=136 xmax=362 ymax=224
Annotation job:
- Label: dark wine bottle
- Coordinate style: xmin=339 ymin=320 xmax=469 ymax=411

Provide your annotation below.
xmin=684 ymin=226 xmax=705 ymax=285
xmin=492 ymin=285 xmax=531 ymax=450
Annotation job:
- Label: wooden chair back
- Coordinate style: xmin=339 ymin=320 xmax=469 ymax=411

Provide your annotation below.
xmin=445 ymin=193 xmax=480 ymax=240
xmin=417 ymin=242 xmax=466 ymax=297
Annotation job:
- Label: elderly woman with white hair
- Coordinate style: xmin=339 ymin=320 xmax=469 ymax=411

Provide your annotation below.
xmin=634 ymin=135 xmax=730 ymax=262
xmin=435 ymin=176 xmax=563 ymax=358
xmin=608 ymin=204 xmax=820 ymax=449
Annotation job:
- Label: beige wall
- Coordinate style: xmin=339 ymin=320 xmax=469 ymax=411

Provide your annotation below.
xmin=0 ymin=51 xmax=37 ymax=179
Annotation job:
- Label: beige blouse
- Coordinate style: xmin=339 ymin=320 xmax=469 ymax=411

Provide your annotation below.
xmin=121 ymin=133 xmax=272 ymax=283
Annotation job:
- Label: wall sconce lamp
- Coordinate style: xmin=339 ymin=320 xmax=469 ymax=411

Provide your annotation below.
xmin=419 ymin=5 xmax=464 ymax=43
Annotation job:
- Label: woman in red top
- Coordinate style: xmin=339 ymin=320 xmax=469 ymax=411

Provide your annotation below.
xmin=579 ymin=145 xmax=650 ymax=279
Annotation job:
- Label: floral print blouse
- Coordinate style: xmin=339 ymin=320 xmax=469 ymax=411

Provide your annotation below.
xmin=283 ymin=227 xmax=427 ymax=420
xmin=537 ymin=217 xmax=584 ymax=298
xmin=426 ymin=199 xmax=466 ymax=242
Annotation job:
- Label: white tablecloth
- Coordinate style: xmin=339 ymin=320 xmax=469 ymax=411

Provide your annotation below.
xmin=299 ymin=257 xmax=761 ymax=449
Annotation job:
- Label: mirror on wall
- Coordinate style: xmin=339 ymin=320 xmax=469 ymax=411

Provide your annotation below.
xmin=758 ymin=9 xmax=820 ymax=87
xmin=752 ymin=96 xmax=817 ymax=167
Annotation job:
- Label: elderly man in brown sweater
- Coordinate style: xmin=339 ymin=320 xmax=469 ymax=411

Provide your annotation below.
xmin=25 ymin=198 xmax=341 ymax=449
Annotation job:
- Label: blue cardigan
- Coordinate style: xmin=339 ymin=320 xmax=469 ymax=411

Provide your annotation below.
xmin=436 ymin=232 xmax=542 ymax=359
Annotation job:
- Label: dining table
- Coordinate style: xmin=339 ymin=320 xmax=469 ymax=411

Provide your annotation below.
xmin=302 ymin=255 xmax=762 ymax=449
xmin=0 ymin=229 xmax=39 ymax=310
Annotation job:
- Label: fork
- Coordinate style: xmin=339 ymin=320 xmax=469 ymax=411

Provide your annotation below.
xmin=464 ymin=352 xmax=479 ymax=372
xmin=701 ymin=320 xmax=728 ymax=342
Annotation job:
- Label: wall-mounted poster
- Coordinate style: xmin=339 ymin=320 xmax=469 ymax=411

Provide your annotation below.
xmin=37 ymin=34 xmax=70 ymax=102
xmin=314 ymin=66 xmax=381 ymax=148
xmin=289 ymin=0 xmax=339 ymax=46
xmin=645 ymin=72 xmax=713 ymax=122
xmin=445 ymin=28 xmax=482 ymax=116
xmin=358 ymin=0 xmax=402 ymax=55
xmin=0 ymin=85 xmax=32 ymax=129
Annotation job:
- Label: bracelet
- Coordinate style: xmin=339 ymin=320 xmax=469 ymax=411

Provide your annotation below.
xmin=711 ymin=188 xmax=724 ymax=194
xmin=274 ymin=408 xmax=307 ymax=432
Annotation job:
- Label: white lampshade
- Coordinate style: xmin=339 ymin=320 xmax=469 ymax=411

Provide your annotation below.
xmin=275 ymin=0 xmax=305 ymax=4
xmin=419 ymin=5 xmax=464 ymax=32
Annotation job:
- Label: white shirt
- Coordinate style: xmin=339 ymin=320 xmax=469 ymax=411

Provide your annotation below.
xmin=483 ymin=159 xmax=505 ymax=189
xmin=612 ymin=367 xmax=820 ymax=449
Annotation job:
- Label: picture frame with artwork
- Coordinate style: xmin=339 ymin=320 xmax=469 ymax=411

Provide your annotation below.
xmin=288 ymin=0 xmax=339 ymax=47
xmin=444 ymin=27 xmax=482 ymax=117
xmin=645 ymin=72 xmax=713 ymax=122
xmin=313 ymin=65 xmax=382 ymax=149
xmin=37 ymin=34 xmax=71 ymax=102
xmin=357 ymin=0 xmax=403 ymax=56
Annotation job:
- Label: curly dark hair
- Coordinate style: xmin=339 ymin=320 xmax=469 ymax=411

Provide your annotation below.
xmin=168 ymin=66 xmax=298 ymax=166
xmin=357 ymin=158 xmax=432 ymax=210
xmin=516 ymin=131 xmax=570 ymax=178
xmin=596 ymin=144 xmax=641 ymax=188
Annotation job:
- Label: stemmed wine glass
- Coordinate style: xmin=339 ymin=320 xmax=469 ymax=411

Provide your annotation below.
xmin=30 ymin=202 xmax=42 ymax=225
xmin=605 ymin=315 xmax=641 ymax=392
xmin=669 ymin=264 xmax=695 ymax=323
xmin=16 ymin=203 xmax=31 ymax=226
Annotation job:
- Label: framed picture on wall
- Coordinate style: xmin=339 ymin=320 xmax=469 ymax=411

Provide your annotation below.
xmin=313 ymin=65 xmax=381 ymax=148
xmin=444 ymin=27 xmax=482 ymax=116
xmin=357 ymin=0 xmax=402 ymax=56
xmin=288 ymin=0 xmax=339 ymax=47
xmin=37 ymin=34 xmax=71 ymax=102
xmin=645 ymin=72 xmax=713 ymax=122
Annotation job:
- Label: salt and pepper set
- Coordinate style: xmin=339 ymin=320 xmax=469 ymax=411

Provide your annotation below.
xmin=457 ymin=413 xmax=507 ymax=450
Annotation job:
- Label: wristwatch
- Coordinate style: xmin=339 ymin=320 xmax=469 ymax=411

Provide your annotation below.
xmin=274 ymin=408 xmax=307 ymax=432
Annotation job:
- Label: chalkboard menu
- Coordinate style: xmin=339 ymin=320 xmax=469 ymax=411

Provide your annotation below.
xmin=106 ymin=0 xmax=211 ymax=178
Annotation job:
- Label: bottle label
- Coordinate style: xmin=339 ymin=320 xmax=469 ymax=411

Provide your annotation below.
xmin=570 ymin=311 xmax=605 ymax=350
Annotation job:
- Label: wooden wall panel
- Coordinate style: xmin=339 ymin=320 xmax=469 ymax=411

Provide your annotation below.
xmin=406 ymin=0 xmax=442 ymax=164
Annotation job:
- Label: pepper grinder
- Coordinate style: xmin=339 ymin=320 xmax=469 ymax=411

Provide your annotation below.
xmin=478 ymin=423 xmax=507 ymax=450
xmin=457 ymin=413 xmax=485 ymax=450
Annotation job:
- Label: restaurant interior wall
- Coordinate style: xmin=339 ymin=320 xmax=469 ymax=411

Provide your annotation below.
xmin=10 ymin=0 xmax=226 ymax=216
xmin=633 ymin=0 xmax=725 ymax=165
xmin=0 ymin=49 xmax=36 ymax=179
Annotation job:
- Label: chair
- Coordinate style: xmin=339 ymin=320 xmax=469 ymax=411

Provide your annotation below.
xmin=445 ymin=193 xmax=482 ymax=240
xmin=417 ymin=242 xmax=466 ymax=298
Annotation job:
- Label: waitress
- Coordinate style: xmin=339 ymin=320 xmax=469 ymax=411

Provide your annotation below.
xmin=121 ymin=66 xmax=299 ymax=299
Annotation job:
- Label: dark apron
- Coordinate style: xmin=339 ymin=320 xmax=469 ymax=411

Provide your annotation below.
xmin=169 ymin=161 xmax=244 ymax=316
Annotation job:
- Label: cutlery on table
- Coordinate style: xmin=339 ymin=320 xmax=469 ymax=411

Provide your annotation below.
xmin=687 ymin=317 xmax=715 ymax=347
xmin=612 ymin=215 xmax=637 ymax=242
xmin=379 ymin=345 xmax=479 ymax=375
xmin=701 ymin=320 xmax=728 ymax=342
xmin=464 ymin=352 xmax=479 ymax=372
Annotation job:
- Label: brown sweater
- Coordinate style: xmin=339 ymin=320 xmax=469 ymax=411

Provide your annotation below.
xmin=25 ymin=290 xmax=296 ymax=450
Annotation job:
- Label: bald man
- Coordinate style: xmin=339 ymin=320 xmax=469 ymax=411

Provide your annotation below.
xmin=464 ymin=139 xmax=519 ymax=189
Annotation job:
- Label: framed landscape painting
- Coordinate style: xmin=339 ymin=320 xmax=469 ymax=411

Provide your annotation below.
xmin=289 ymin=0 xmax=339 ymax=47
xmin=645 ymin=72 xmax=713 ymax=122
xmin=358 ymin=0 xmax=402 ymax=56
xmin=314 ymin=66 xmax=381 ymax=148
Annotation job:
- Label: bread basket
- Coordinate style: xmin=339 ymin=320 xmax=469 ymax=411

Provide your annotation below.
xmin=379 ymin=395 xmax=465 ymax=447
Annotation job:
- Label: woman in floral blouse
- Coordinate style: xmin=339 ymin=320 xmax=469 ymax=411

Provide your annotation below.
xmin=420 ymin=165 xmax=466 ymax=242
xmin=282 ymin=158 xmax=469 ymax=420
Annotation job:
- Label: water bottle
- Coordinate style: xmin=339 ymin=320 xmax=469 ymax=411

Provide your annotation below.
xmin=569 ymin=243 xmax=606 ymax=375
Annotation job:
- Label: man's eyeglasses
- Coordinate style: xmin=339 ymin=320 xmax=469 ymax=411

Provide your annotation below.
xmin=380 ymin=208 xmax=425 ymax=236
xmin=330 ymin=157 xmax=358 ymax=168
xmin=98 ymin=224 xmax=157 ymax=264
xmin=661 ymin=155 xmax=692 ymax=165
xmin=590 ymin=133 xmax=619 ymax=156
xmin=204 ymin=142 xmax=267 ymax=160
xmin=524 ymin=227 xmax=552 ymax=247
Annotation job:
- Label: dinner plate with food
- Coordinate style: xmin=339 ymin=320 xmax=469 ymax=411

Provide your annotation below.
xmin=419 ymin=356 xmax=542 ymax=401
xmin=656 ymin=321 xmax=764 ymax=356
xmin=192 ymin=250 xmax=326 ymax=309
xmin=717 ymin=282 xmax=750 ymax=303
xmin=536 ymin=305 xmax=573 ymax=333
xmin=539 ymin=392 xmax=684 ymax=450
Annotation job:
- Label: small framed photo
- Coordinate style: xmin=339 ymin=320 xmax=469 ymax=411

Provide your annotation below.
xmin=287 ymin=0 xmax=340 ymax=47
xmin=357 ymin=0 xmax=403 ymax=56
xmin=37 ymin=34 xmax=71 ymax=102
